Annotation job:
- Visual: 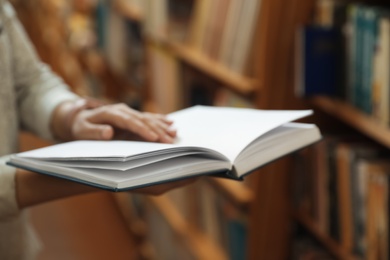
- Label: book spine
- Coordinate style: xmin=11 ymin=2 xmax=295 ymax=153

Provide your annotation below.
xmin=361 ymin=7 xmax=379 ymax=115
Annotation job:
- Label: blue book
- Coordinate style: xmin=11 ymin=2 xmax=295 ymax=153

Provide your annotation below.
xmin=296 ymin=26 xmax=343 ymax=97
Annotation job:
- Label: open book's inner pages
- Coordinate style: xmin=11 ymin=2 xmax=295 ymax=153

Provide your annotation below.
xmin=168 ymin=105 xmax=313 ymax=161
xmin=11 ymin=155 xmax=231 ymax=190
xmin=29 ymin=151 xmax=203 ymax=171
xmin=233 ymin=122 xmax=321 ymax=177
xmin=15 ymin=141 xmax=180 ymax=161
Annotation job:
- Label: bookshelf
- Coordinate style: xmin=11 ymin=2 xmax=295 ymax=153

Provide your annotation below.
xmin=292 ymin=0 xmax=390 ymax=259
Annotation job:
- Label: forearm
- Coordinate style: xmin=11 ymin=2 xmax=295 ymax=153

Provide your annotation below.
xmin=15 ymin=169 xmax=98 ymax=209
xmin=14 ymin=168 xmax=196 ymax=209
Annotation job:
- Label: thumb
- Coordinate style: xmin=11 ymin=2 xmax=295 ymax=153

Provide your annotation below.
xmin=73 ymin=122 xmax=114 ymax=140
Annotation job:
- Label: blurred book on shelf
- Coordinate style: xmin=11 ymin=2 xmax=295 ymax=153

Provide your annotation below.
xmin=298 ymin=0 xmax=390 ymax=127
xmin=292 ymin=134 xmax=390 ymax=259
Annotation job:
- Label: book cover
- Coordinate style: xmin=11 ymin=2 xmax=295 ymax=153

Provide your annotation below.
xmin=295 ymin=26 xmax=342 ymax=97
xmin=360 ymin=7 xmax=379 ymax=115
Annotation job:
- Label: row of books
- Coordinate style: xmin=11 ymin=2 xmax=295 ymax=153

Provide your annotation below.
xmin=94 ymin=0 xmax=261 ymax=113
xmin=117 ymin=0 xmax=261 ymax=74
xmin=189 ymin=0 xmax=262 ymax=73
xmin=293 ymin=135 xmax=390 ymax=259
xmin=95 ymin=1 xmax=146 ymax=89
xmin=95 ymin=0 xmax=191 ymax=113
xmin=296 ymin=0 xmax=390 ymax=126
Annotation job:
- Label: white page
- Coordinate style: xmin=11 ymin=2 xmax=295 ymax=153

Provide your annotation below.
xmin=12 ymin=155 xmax=229 ymax=189
xmin=233 ymin=123 xmax=321 ymax=175
xmin=16 ymin=140 xmax=177 ymax=160
xmin=168 ymin=106 xmax=313 ymax=161
xmin=31 ymin=151 xmax=203 ymax=171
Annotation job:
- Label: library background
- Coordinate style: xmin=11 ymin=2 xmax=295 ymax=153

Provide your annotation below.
xmin=11 ymin=0 xmax=390 ymax=259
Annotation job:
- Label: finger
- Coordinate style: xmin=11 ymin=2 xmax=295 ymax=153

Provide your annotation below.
xmin=139 ymin=116 xmax=176 ymax=143
xmin=143 ymin=112 xmax=174 ymax=125
xmin=154 ymin=120 xmax=177 ymax=142
xmin=73 ymin=121 xmax=114 ymax=140
xmin=166 ymin=125 xmax=177 ymax=138
xmin=88 ymin=108 xmax=159 ymax=141
xmin=114 ymin=107 xmax=171 ymax=142
xmin=140 ymin=113 xmax=177 ymax=139
xmin=152 ymin=115 xmax=177 ymax=137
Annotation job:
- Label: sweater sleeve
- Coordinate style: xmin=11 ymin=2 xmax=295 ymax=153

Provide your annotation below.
xmin=0 ymin=156 xmax=19 ymax=220
xmin=3 ymin=2 xmax=79 ymax=140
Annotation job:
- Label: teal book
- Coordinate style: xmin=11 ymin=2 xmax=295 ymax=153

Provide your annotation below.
xmin=354 ymin=5 xmax=365 ymax=111
xmin=361 ymin=7 xmax=380 ymax=115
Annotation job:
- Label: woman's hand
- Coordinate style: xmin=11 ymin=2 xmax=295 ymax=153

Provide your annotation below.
xmin=71 ymin=103 xmax=176 ymax=143
xmin=21 ymin=98 xmax=196 ymax=210
xmin=51 ymin=99 xmax=177 ymax=143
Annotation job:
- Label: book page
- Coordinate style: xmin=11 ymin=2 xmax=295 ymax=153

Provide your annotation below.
xmin=169 ymin=105 xmax=313 ymax=161
xmin=29 ymin=151 xmax=203 ymax=171
xmin=16 ymin=140 xmax=178 ymax=160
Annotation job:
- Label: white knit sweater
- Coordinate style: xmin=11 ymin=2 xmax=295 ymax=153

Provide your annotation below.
xmin=0 ymin=1 xmax=77 ymax=258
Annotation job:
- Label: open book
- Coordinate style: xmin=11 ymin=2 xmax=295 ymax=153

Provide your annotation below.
xmin=7 ymin=105 xmax=322 ymax=191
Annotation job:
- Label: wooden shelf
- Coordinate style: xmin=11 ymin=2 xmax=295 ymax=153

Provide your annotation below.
xmin=311 ymin=96 xmax=390 ymax=148
xmin=293 ymin=210 xmax=358 ymax=260
xmin=116 ymin=2 xmax=258 ymax=96
xmin=146 ymin=195 xmax=228 ymax=260
xmin=144 ymin=37 xmax=259 ymax=97
xmin=165 ymin=40 xmax=259 ymax=97
xmin=207 ymin=178 xmax=254 ymax=210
